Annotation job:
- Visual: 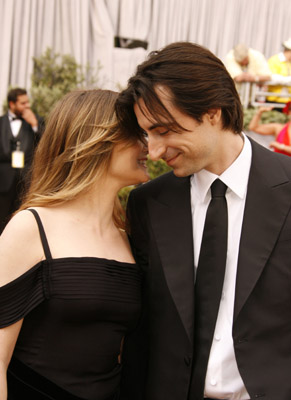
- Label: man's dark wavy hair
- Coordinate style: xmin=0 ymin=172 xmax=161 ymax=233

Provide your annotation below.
xmin=116 ymin=41 xmax=243 ymax=137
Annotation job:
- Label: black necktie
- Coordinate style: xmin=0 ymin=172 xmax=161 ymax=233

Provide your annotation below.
xmin=190 ymin=179 xmax=228 ymax=400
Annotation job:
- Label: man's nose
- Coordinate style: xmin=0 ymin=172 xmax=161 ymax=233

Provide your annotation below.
xmin=148 ymin=136 xmax=166 ymax=161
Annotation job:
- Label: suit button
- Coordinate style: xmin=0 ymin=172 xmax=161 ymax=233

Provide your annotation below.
xmin=184 ymin=355 xmax=191 ymax=366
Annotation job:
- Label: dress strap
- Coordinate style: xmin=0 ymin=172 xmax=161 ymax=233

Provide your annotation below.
xmin=27 ymin=209 xmax=52 ymax=261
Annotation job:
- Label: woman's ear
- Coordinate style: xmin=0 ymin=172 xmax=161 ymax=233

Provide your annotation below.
xmin=207 ymin=108 xmax=222 ymax=125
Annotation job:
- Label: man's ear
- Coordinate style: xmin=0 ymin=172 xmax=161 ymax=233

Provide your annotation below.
xmin=207 ymin=108 xmax=221 ymax=125
xmin=8 ymin=101 xmax=15 ymax=112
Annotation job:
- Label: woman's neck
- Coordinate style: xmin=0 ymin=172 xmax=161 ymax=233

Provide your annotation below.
xmin=56 ymin=180 xmax=120 ymax=236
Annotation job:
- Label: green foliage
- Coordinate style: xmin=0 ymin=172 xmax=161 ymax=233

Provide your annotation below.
xmin=147 ymin=158 xmax=172 ymax=179
xmin=30 ymin=85 xmax=64 ymax=120
xmin=30 ymin=48 xmax=101 ymax=118
xmin=2 ymin=98 xmax=8 ymax=113
xmin=118 ymin=186 xmax=134 ymax=210
xmin=243 ymin=107 xmax=288 ymax=131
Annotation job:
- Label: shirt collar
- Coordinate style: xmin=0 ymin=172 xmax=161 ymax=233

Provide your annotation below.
xmin=8 ymin=111 xmax=18 ymax=121
xmin=191 ymin=133 xmax=252 ymax=202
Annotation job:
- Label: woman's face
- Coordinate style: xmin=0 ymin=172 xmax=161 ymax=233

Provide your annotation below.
xmin=109 ymin=139 xmax=149 ymax=188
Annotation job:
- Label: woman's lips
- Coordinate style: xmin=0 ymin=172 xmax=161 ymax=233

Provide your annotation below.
xmin=138 ymin=158 xmax=148 ymax=168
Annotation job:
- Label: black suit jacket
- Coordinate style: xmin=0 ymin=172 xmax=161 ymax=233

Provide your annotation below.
xmin=121 ymin=138 xmax=291 ymax=400
xmin=0 ymin=113 xmax=43 ymax=230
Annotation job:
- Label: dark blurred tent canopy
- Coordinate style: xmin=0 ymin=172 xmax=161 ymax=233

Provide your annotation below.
xmin=1 ymin=0 xmax=291 ymax=113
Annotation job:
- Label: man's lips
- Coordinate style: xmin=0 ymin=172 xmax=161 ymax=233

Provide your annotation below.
xmin=164 ymin=153 xmax=180 ymax=166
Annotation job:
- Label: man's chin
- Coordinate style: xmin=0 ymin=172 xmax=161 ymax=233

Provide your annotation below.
xmin=172 ymin=168 xmax=188 ymax=178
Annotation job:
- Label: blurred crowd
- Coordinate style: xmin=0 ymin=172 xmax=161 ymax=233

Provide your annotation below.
xmin=224 ymin=37 xmax=291 ymax=106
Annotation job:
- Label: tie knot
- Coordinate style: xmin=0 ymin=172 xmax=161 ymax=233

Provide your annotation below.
xmin=211 ymin=179 xmax=227 ymax=198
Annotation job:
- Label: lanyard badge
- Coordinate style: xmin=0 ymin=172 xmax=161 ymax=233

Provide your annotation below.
xmin=11 ymin=141 xmax=25 ymax=168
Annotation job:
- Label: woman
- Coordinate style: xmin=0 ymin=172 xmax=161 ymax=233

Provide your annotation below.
xmin=249 ymin=101 xmax=291 ymax=155
xmin=0 ymin=89 xmax=149 ymax=400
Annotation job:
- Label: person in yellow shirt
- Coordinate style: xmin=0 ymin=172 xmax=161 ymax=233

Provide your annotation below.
xmin=268 ymin=38 xmax=291 ymax=104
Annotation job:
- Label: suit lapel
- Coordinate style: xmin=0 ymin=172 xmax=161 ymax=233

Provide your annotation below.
xmin=148 ymin=174 xmax=195 ymax=344
xmin=234 ymin=139 xmax=291 ymax=321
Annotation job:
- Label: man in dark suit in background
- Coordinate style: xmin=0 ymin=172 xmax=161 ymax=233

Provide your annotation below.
xmin=116 ymin=42 xmax=291 ymax=400
xmin=0 ymin=88 xmax=44 ymax=233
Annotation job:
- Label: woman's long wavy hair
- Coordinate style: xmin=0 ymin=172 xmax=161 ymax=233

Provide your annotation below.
xmin=19 ymin=89 xmax=139 ymax=230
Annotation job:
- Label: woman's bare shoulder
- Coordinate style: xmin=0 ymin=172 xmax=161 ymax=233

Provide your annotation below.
xmin=0 ymin=209 xmax=45 ymax=286
xmin=1 ymin=209 xmax=40 ymax=240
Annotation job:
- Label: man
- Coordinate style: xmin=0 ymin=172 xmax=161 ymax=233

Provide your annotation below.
xmin=267 ymin=37 xmax=291 ymax=104
xmin=116 ymin=42 xmax=291 ymax=400
xmin=0 ymin=88 xmax=44 ymax=233
xmin=225 ymin=43 xmax=271 ymax=85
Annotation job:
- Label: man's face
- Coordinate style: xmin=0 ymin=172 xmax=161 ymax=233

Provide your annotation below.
xmin=133 ymin=87 xmax=229 ymax=177
xmin=9 ymin=94 xmax=30 ymax=117
xmin=239 ymin=56 xmax=249 ymax=66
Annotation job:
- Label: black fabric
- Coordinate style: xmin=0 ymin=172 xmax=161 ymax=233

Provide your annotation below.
xmin=190 ymin=179 xmax=228 ymax=399
xmin=8 ymin=357 xmax=85 ymax=399
xmin=0 ymin=261 xmax=46 ymax=328
xmin=1 ymin=209 xmax=141 ymax=399
xmin=7 ymin=357 xmax=120 ymax=400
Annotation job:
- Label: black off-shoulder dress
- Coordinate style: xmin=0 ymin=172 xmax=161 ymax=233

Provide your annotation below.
xmin=0 ymin=209 xmax=142 ymax=400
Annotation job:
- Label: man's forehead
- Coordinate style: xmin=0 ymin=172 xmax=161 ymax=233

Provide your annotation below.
xmin=134 ymin=98 xmax=153 ymax=121
xmin=134 ymin=86 xmax=174 ymax=127
xmin=134 ymin=99 xmax=164 ymax=130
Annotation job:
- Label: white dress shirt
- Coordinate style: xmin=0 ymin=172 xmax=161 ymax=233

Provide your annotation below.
xmin=8 ymin=111 xmax=38 ymax=137
xmin=190 ymin=133 xmax=251 ymax=400
xmin=9 ymin=112 xmax=22 ymax=137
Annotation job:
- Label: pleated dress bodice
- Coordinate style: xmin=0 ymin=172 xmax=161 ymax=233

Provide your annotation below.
xmin=0 ymin=209 xmax=142 ymax=400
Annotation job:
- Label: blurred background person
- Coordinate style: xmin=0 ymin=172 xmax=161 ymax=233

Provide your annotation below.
xmin=0 ymin=89 xmax=149 ymax=400
xmin=249 ymin=101 xmax=291 ymax=155
xmin=267 ymin=38 xmax=291 ymax=105
xmin=0 ymin=88 xmax=44 ymax=234
xmin=225 ymin=43 xmax=271 ymax=85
